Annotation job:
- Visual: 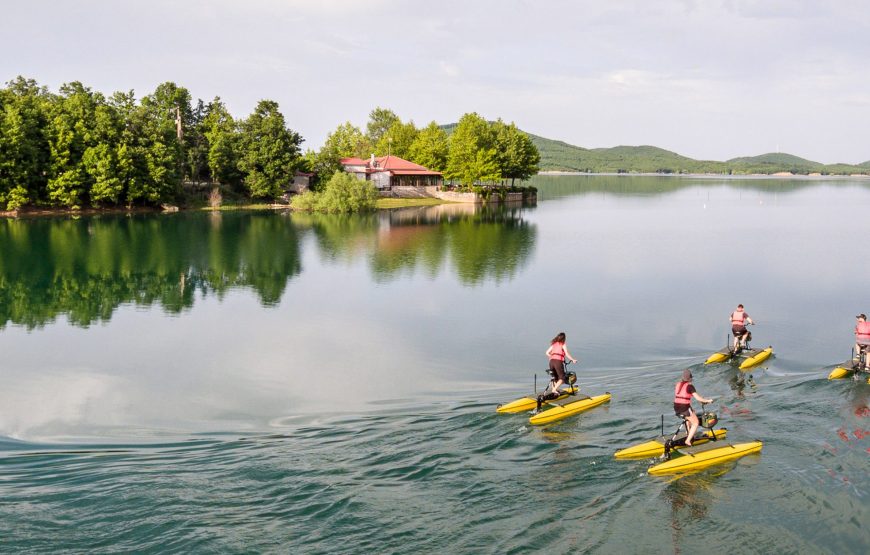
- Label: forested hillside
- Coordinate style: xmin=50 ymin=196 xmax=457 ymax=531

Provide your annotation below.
xmin=445 ymin=123 xmax=869 ymax=175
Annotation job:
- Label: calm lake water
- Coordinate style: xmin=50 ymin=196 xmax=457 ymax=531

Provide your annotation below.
xmin=1 ymin=175 xmax=869 ymax=553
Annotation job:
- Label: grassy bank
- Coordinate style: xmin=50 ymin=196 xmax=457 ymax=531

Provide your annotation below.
xmin=375 ymin=198 xmax=450 ymax=209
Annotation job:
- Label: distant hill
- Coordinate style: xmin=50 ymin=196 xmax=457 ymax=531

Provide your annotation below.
xmin=442 ymin=123 xmax=869 ymax=175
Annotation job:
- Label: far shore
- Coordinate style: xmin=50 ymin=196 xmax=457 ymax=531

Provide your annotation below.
xmin=537 ymin=171 xmax=870 ymax=179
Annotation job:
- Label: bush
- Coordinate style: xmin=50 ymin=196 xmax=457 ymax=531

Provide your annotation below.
xmin=291 ymin=171 xmax=378 ymax=213
xmin=290 ymin=190 xmax=319 ymax=211
xmin=5 ymin=185 xmax=30 ymax=210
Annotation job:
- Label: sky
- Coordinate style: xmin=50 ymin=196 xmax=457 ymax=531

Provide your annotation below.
xmin=2 ymin=0 xmax=869 ymax=164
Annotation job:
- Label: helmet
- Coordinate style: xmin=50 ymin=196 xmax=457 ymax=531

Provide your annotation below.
xmin=566 ymin=371 xmax=577 ymax=385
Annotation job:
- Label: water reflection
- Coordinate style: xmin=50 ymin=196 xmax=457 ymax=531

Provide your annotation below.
xmin=663 ymin=474 xmax=717 ymax=554
xmin=531 ymin=174 xmax=870 ymax=200
xmin=296 ymin=203 xmax=537 ymax=285
xmin=0 ymin=213 xmax=303 ymax=329
xmin=0 ymin=205 xmax=537 ymax=329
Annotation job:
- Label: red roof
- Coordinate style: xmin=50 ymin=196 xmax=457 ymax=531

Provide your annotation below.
xmin=340 ymin=157 xmax=367 ymax=166
xmin=340 ymin=155 xmax=442 ymax=176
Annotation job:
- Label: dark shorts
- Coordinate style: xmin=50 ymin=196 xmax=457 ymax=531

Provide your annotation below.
xmin=673 ymin=404 xmax=694 ymax=418
xmin=549 ymin=359 xmax=566 ymax=381
xmin=732 ymin=325 xmax=748 ymax=336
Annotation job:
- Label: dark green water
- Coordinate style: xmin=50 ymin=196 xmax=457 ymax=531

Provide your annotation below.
xmin=1 ymin=176 xmax=868 ymax=553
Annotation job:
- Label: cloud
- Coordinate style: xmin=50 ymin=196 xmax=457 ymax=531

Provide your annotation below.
xmin=2 ymin=0 xmax=869 ymax=163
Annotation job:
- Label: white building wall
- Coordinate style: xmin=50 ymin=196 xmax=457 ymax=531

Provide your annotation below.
xmin=371 ymin=171 xmax=391 ymax=189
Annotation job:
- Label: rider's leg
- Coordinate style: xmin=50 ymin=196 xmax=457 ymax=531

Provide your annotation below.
xmin=685 ymin=411 xmax=700 ymax=446
xmin=551 ymin=359 xmax=567 ymax=391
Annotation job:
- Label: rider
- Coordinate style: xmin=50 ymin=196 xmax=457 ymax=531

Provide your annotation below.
xmin=673 ymin=369 xmax=713 ymax=447
xmin=730 ymin=304 xmax=755 ymax=352
xmin=546 ymin=332 xmax=577 ymax=393
xmin=855 ymin=314 xmax=870 ymax=371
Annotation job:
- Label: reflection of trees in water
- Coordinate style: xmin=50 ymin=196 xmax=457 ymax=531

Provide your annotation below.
xmin=1 ymin=206 xmax=536 ymax=328
xmin=299 ymin=203 xmax=537 ymax=285
xmin=530 ymin=174 xmax=864 ymax=200
xmin=0 ymin=213 xmax=302 ymax=329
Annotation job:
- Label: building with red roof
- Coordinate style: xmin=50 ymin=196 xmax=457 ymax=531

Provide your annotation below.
xmin=340 ymin=155 xmax=443 ymax=190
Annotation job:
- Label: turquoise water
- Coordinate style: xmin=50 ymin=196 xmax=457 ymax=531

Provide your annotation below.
xmin=1 ymin=176 xmax=869 ymax=553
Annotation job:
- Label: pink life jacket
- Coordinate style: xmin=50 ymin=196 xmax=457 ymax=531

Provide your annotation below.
xmin=674 ymin=381 xmax=692 ymax=404
xmin=549 ymin=342 xmax=565 ymax=361
xmin=731 ymin=309 xmax=746 ymax=325
xmin=856 ymin=321 xmax=870 ymax=341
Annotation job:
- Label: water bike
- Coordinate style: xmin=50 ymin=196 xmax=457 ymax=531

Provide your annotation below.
xmin=704 ymin=326 xmax=773 ymax=370
xmin=614 ymin=403 xmax=727 ymax=459
xmin=827 ymin=345 xmax=870 ymax=383
xmin=496 ymin=362 xmax=611 ymax=425
xmin=614 ymin=402 xmax=762 ymax=475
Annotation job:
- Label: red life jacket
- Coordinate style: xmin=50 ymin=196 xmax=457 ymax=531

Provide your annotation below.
xmin=731 ymin=309 xmax=746 ymax=325
xmin=856 ymin=321 xmax=870 ymax=341
xmin=674 ymin=381 xmax=692 ymax=404
xmin=549 ymin=342 xmax=565 ymax=361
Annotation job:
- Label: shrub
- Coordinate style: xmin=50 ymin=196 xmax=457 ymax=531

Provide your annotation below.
xmin=5 ymin=185 xmax=30 ymax=210
xmin=290 ymin=190 xmax=319 ymax=211
xmin=291 ymin=171 xmax=378 ymax=213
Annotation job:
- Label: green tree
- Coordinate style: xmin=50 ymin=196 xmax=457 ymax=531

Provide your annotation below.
xmin=83 ymin=143 xmax=122 ymax=204
xmin=493 ymin=119 xmax=540 ymax=184
xmin=202 ymin=97 xmax=241 ymax=186
xmin=133 ymin=82 xmax=192 ymax=204
xmin=408 ymin=121 xmax=449 ymax=171
xmin=445 ymin=112 xmax=500 ymax=185
xmin=375 ymin=120 xmax=418 ymax=159
xmin=313 ymin=122 xmax=371 ymax=178
xmin=108 ymin=90 xmax=151 ymax=206
xmin=366 ymin=107 xmax=400 ymax=145
xmin=45 ymin=82 xmax=93 ymax=207
xmin=186 ymin=98 xmax=210 ymax=183
xmin=238 ymin=99 xmax=303 ymax=199
xmin=0 ymin=77 xmax=51 ymax=209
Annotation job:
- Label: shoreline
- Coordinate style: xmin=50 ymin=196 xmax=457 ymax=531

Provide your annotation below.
xmin=1 ymin=198 xmax=453 ymax=219
xmin=5 ymin=172 xmax=868 ymax=219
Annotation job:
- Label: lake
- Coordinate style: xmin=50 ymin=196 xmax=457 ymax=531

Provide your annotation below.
xmin=1 ymin=175 xmax=868 ymax=553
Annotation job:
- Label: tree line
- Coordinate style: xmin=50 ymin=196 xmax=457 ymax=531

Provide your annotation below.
xmin=0 ymin=77 xmax=302 ymax=210
xmin=1 ymin=77 xmax=541 ymax=211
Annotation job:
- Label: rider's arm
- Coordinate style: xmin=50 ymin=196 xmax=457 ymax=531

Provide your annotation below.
xmin=746 ymin=315 xmax=754 ymax=325
xmin=545 ymin=346 xmax=553 ymax=358
xmin=563 ymin=346 xmax=577 ymax=364
xmin=692 ymin=391 xmax=713 ymax=404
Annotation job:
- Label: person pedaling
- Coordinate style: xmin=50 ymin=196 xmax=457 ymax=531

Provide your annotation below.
xmin=855 ymin=314 xmax=870 ymax=372
xmin=536 ymin=332 xmax=578 ymax=411
xmin=730 ymin=304 xmax=755 ymax=353
xmin=671 ymin=369 xmax=713 ymax=448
